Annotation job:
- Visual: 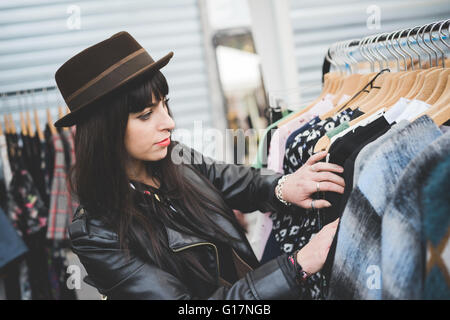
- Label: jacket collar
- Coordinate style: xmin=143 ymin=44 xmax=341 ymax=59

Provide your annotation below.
xmin=163 ymin=212 xmax=260 ymax=269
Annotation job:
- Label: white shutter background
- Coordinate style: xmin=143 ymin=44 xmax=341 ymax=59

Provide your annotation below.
xmin=289 ymin=0 xmax=450 ymax=102
xmin=0 ymin=0 xmax=212 ymax=130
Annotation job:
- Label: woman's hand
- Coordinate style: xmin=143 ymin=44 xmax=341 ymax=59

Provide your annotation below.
xmin=281 ymin=151 xmax=345 ymax=209
xmin=296 ymin=218 xmax=340 ymax=275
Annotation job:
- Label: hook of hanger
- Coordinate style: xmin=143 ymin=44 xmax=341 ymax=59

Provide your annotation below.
xmin=407 ymin=26 xmax=422 ymax=69
xmin=429 ymin=20 xmax=446 ymax=68
xmin=396 ymin=29 xmax=414 ymax=71
xmin=422 ymin=22 xmax=439 ymax=67
xmin=370 ymin=33 xmax=386 ymax=70
xmin=438 ymin=18 xmax=450 ymax=50
xmin=369 ymin=34 xmax=382 ymax=71
xmin=363 ymin=35 xmax=376 ymax=72
xmin=334 ymin=41 xmax=344 ymax=73
xmin=391 ymin=30 xmax=407 ymax=71
xmin=337 ymin=41 xmax=348 ymax=74
xmin=347 ymin=39 xmax=360 ymax=74
xmin=328 ymin=43 xmax=340 ymax=74
xmin=385 ymin=31 xmax=400 ymax=71
xmin=416 ymin=24 xmax=432 ymax=68
xmin=359 ymin=36 xmax=371 ymax=72
xmin=338 ymin=41 xmax=348 ymax=74
xmin=363 ymin=36 xmax=376 ymax=72
xmin=343 ymin=40 xmax=356 ymax=74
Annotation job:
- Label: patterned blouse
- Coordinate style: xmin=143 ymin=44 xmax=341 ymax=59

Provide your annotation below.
xmin=272 ymin=107 xmax=364 ymax=299
xmin=282 ymin=108 xmax=364 ymax=174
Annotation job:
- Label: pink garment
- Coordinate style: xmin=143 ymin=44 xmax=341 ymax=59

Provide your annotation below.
xmin=267 ymin=94 xmax=334 ymax=173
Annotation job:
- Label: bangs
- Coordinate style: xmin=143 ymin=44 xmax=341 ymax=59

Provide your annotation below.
xmin=126 ymin=71 xmax=169 ymax=114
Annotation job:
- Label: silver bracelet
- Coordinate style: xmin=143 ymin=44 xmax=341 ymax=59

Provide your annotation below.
xmin=275 ymin=174 xmax=292 ymax=206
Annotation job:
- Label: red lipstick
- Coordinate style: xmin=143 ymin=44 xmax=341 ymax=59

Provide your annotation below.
xmin=156 ymin=137 xmax=170 ymax=147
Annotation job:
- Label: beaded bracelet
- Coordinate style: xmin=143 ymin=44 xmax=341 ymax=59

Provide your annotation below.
xmin=288 ymin=250 xmax=310 ymax=285
xmin=275 ymin=174 xmax=292 ymax=206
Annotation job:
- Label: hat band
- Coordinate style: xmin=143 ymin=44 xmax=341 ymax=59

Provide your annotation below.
xmin=66 ymin=48 xmax=153 ymax=111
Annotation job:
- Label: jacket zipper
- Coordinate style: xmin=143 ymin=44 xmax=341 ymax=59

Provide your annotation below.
xmin=171 ymin=242 xmax=221 ymax=281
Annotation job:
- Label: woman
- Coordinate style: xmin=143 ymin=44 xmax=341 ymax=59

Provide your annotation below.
xmin=55 ymin=32 xmax=345 ymax=299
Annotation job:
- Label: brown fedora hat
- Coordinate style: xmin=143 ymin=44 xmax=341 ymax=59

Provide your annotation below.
xmin=54 ymin=31 xmax=173 ymax=127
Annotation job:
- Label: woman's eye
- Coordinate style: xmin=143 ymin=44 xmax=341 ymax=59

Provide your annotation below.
xmin=139 ymin=111 xmax=152 ymax=120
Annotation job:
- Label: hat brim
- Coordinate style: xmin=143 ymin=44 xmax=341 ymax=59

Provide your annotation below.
xmin=54 ymin=51 xmax=174 ymax=127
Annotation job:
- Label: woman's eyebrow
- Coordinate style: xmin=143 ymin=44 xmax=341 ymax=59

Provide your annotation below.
xmin=143 ymin=102 xmax=159 ymax=110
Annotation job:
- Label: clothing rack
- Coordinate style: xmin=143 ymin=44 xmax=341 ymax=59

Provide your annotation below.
xmin=0 ymin=86 xmax=63 ymax=116
xmin=321 ymin=19 xmax=450 ymax=81
xmin=0 ymin=86 xmax=57 ymax=98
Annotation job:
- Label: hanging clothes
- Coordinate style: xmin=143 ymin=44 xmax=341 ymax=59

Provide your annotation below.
xmin=0 ymin=207 xmax=28 ymax=270
xmin=46 ymin=132 xmax=72 ymax=240
xmin=381 ymin=130 xmax=450 ymax=299
xmin=282 ymin=108 xmax=364 ymax=174
xmin=326 ymin=116 xmax=443 ymax=299
xmin=421 ymin=154 xmax=450 ymax=300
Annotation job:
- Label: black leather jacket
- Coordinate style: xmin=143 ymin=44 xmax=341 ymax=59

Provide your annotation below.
xmin=68 ymin=143 xmax=303 ymax=299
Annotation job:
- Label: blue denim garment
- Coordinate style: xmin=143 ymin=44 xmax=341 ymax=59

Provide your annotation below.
xmin=382 ymin=130 xmax=450 ymax=299
xmin=0 ymin=207 xmax=28 ymax=268
xmin=327 ymin=115 xmax=442 ymax=300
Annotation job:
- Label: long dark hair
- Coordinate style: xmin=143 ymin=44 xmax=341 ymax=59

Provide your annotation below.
xmin=68 ymin=71 xmax=244 ymax=286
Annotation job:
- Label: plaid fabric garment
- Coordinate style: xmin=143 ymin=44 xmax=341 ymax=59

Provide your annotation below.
xmin=62 ymin=130 xmax=79 ymax=215
xmin=46 ymin=133 xmax=72 ymax=240
xmin=327 ymin=116 xmax=442 ymax=300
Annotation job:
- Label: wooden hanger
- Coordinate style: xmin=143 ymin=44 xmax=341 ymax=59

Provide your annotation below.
xmin=58 ymin=106 xmax=68 ymax=131
xmin=332 ymin=72 xmax=375 ymax=111
xmin=354 ymin=72 xmax=395 ymax=113
xmin=34 ymin=109 xmax=44 ymax=141
xmin=3 ymin=115 xmax=9 ymax=134
xmin=8 ymin=114 xmax=16 ymax=134
xmin=276 ymin=73 xmax=339 ymax=127
xmin=331 ymin=74 xmax=362 ymax=106
xmin=376 ymin=71 xmax=406 ymax=106
xmin=412 ymin=68 xmax=443 ymax=102
xmin=379 ymin=70 xmax=420 ymax=108
xmin=416 ymin=74 xmax=450 ymax=126
xmin=320 ymin=70 xmax=386 ymax=120
xmin=26 ymin=110 xmax=34 ymax=138
xmin=425 ymin=68 xmax=450 ymax=105
xmin=431 ymin=103 xmax=450 ymax=126
xmin=348 ymin=72 xmax=388 ymax=113
xmin=20 ymin=112 xmax=27 ymax=136
xmin=47 ymin=108 xmax=57 ymax=135
xmin=404 ymin=67 xmax=439 ymax=100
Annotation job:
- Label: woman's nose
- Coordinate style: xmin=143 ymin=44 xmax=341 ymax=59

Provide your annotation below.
xmin=158 ymin=109 xmax=175 ymax=132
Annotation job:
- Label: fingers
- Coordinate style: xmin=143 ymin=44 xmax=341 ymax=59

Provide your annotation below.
xmin=309 ymin=199 xmax=332 ymax=209
xmin=324 ymin=218 xmax=340 ymax=247
xmin=315 ymin=172 xmax=345 ymax=188
xmin=326 ymin=218 xmax=340 ymax=228
xmin=310 ymin=162 xmax=344 ymax=174
xmin=315 ymin=181 xmax=345 ymax=194
xmin=305 ymin=151 xmax=328 ymax=165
